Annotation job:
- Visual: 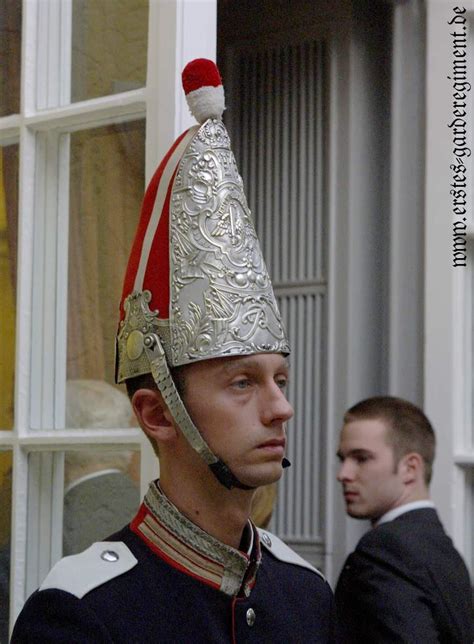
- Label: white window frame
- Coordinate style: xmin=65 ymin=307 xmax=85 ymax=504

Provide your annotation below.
xmin=424 ymin=0 xmax=474 ymax=575
xmin=0 ymin=0 xmax=217 ymax=628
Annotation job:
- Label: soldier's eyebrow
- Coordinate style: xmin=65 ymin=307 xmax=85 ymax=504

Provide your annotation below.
xmin=222 ymin=358 xmax=255 ymax=372
xmin=218 ymin=356 xmax=290 ymax=376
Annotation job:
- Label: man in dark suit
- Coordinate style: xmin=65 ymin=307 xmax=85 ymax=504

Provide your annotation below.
xmin=335 ymin=396 xmax=473 ymax=643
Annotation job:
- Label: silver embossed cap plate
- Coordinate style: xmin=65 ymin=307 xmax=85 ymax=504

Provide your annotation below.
xmin=168 ymin=118 xmax=289 ymax=366
xmin=116 ymin=117 xmax=289 ymax=382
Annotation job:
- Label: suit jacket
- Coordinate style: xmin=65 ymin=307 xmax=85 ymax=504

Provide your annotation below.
xmin=335 ymin=508 xmax=473 ymax=643
xmin=12 ymin=481 xmax=336 ymax=643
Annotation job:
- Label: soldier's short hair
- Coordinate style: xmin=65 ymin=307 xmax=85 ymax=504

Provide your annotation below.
xmin=344 ymin=396 xmax=436 ymax=485
xmin=125 ymin=367 xmax=187 ymax=400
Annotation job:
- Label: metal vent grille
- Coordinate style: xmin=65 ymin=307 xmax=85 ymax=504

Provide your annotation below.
xmin=226 ymin=40 xmax=327 ymax=545
xmin=276 ymin=292 xmax=325 ymax=540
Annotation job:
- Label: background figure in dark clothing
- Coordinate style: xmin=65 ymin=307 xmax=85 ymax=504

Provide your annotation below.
xmin=335 ymin=396 xmax=473 ymax=643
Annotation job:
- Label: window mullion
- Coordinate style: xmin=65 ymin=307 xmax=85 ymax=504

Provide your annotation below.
xmin=23 ymin=453 xmax=64 ymax=597
xmin=36 ymin=0 xmax=72 ymax=110
xmin=19 ymin=428 xmax=143 ymax=448
xmin=59 ymin=0 xmax=72 ymax=106
xmin=50 ymin=453 xmax=65 ymax=568
xmin=25 ymin=91 xmax=147 ymax=133
xmin=54 ymin=134 xmax=71 ymax=430
xmin=9 ymin=447 xmax=29 ymax=629
xmin=30 ymin=132 xmax=60 ymax=430
xmin=15 ymin=126 xmax=36 ymax=436
xmin=0 ymin=115 xmax=21 ymax=145
xmin=145 ymin=0 xmax=216 ymax=177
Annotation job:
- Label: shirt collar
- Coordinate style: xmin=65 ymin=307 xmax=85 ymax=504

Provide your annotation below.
xmin=376 ymin=500 xmax=435 ymax=526
xmin=131 ymin=480 xmax=261 ymax=597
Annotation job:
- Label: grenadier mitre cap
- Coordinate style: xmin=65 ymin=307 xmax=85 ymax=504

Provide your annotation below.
xmin=116 ymin=58 xmax=289 ymax=384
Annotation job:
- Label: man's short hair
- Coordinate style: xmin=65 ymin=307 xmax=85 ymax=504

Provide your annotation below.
xmin=344 ymin=396 xmax=436 ymax=485
xmin=125 ymin=367 xmax=187 ymax=400
xmin=125 ymin=372 xmax=158 ymax=400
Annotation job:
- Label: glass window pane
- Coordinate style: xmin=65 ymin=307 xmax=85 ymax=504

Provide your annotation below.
xmin=0 ymin=145 xmax=18 ymax=430
xmin=0 ymin=450 xmax=12 ymax=642
xmin=63 ymin=449 xmax=140 ymax=555
xmin=0 ymin=2 xmax=21 ymax=116
xmin=67 ymin=120 xmax=144 ymax=409
xmin=71 ymin=0 xmax=148 ymax=103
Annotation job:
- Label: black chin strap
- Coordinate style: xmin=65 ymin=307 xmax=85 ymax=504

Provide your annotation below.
xmin=209 ymin=460 xmax=254 ymax=490
xmin=209 ymin=456 xmax=292 ymax=490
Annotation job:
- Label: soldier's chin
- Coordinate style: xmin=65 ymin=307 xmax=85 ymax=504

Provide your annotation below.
xmin=238 ymin=462 xmax=283 ymax=489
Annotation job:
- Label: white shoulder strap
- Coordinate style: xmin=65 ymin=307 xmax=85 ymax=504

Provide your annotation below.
xmin=258 ymin=529 xmax=325 ymax=580
xmin=40 ymin=541 xmax=138 ymax=599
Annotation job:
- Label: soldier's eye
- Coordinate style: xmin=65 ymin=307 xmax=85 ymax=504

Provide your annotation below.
xmin=232 ymin=378 xmax=251 ymax=389
xmin=275 ymin=377 xmax=288 ymax=390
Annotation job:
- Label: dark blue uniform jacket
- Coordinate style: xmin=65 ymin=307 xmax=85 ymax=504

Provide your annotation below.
xmin=12 ymin=483 xmax=336 ymax=643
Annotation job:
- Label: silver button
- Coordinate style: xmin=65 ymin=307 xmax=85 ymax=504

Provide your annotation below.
xmin=100 ymin=550 xmax=119 ymax=562
xmin=261 ymin=532 xmax=272 ymax=547
xmin=246 ymin=608 xmax=256 ymax=627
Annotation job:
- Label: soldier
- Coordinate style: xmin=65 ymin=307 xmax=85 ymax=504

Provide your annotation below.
xmin=12 ymin=59 xmax=335 ymax=643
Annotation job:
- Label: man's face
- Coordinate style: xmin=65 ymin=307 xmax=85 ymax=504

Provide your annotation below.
xmin=337 ymin=419 xmax=406 ymax=522
xmin=180 ymin=353 xmax=293 ymax=488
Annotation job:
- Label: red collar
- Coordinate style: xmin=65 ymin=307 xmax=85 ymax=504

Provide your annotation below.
xmin=131 ymin=481 xmax=261 ymax=597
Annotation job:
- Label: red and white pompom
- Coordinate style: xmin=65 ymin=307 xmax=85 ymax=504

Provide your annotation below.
xmin=182 ymin=58 xmax=225 ymax=124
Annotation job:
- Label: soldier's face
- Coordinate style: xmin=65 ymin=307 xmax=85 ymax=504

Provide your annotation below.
xmin=336 ymin=419 xmax=405 ymax=523
xmin=181 ymin=353 xmax=294 ymax=488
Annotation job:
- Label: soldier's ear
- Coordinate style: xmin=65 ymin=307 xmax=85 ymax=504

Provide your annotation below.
xmin=131 ymin=388 xmax=177 ymax=443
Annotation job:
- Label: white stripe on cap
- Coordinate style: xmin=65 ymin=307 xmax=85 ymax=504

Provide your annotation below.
xmin=134 ymin=125 xmax=199 ymax=293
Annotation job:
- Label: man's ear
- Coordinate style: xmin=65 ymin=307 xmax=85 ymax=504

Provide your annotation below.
xmin=131 ymin=388 xmax=177 ymax=443
xmin=399 ymin=452 xmax=423 ymax=485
